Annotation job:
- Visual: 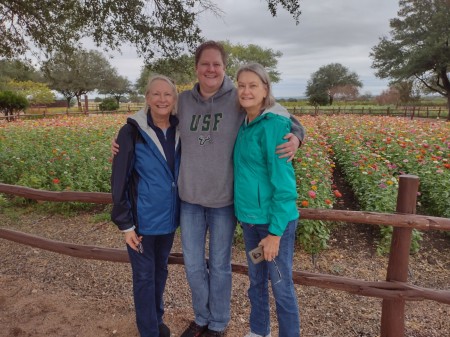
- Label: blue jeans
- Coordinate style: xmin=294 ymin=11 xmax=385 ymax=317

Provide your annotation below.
xmin=241 ymin=220 xmax=300 ymax=337
xmin=127 ymin=232 xmax=175 ymax=337
xmin=180 ymin=201 xmax=237 ymax=332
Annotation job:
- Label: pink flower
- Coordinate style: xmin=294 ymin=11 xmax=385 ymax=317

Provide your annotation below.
xmin=308 ymin=190 xmax=317 ymax=199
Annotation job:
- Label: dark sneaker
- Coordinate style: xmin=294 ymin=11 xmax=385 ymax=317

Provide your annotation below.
xmin=204 ymin=329 xmax=226 ymax=337
xmin=159 ymin=323 xmax=171 ymax=337
xmin=180 ymin=321 xmax=208 ymax=337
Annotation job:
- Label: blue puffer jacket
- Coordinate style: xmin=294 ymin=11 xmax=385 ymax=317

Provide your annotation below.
xmin=111 ymin=109 xmax=181 ymax=235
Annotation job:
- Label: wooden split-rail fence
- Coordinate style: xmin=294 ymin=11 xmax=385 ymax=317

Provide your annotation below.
xmin=1 ymin=175 xmax=450 ymax=337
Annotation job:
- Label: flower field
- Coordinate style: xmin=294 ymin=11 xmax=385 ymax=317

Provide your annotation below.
xmin=0 ymin=116 xmax=122 ymax=192
xmin=1 ymin=114 xmax=449 ymax=253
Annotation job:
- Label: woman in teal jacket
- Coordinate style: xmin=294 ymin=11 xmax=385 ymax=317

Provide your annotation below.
xmin=234 ymin=63 xmax=301 ymax=337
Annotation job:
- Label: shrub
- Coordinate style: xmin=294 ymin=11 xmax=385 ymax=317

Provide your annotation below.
xmin=99 ymin=97 xmax=119 ymax=112
xmin=0 ymin=90 xmax=29 ymax=120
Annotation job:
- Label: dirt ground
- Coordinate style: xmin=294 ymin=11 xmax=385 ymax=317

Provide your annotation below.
xmin=0 ymin=200 xmax=449 ymax=337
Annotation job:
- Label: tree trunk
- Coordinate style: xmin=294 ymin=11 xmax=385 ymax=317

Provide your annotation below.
xmin=76 ymin=95 xmax=82 ymax=110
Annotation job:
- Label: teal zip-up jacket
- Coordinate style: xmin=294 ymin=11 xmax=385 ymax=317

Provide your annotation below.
xmin=233 ymin=103 xmax=299 ymax=236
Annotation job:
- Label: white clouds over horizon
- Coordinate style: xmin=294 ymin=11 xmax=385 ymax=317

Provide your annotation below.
xmin=108 ymin=0 xmax=400 ymax=97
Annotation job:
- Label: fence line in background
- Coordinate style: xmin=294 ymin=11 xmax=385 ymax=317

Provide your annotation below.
xmin=1 ymin=105 xmax=448 ymax=121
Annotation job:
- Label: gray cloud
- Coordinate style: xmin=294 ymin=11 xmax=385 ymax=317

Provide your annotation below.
xmin=106 ymin=0 xmax=399 ymax=98
xmin=198 ymin=0 xmax=399 ymax=97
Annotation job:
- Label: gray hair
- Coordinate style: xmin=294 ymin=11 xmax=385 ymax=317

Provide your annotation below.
xmin=236 ymin=63 xmax=275 ymax=111
xmin=144 ymin=75 xmax=178 ymax=115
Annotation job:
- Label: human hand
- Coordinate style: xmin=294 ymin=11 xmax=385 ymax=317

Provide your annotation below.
xmin=276 ymin=133 xmax=300 ymax=162
xmin=124 ymin=230 xmax=142 ymax=253
xmin=111 ymin=136 xmax=119 ymax=156
xmin=259 ymin=235 xmax=281 ymax=262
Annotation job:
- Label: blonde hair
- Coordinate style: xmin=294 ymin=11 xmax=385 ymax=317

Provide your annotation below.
xmin=236 ymin=63 xmax=275 ymax=111
xmin=144 ymin=75 xmax=178 ymax=115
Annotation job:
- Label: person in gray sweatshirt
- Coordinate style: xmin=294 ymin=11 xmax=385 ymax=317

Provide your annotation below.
xmin=112 ymin=41 xmax=305 ymax=337
xmin=178 ymin=41 xmax=305 ymax=337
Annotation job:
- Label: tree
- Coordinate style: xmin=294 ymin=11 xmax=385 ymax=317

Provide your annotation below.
xmin=375 ymin=87 xmax=401 ymax=105
xmin=370 ymin=0 xmax=450 ymax=121
xmin=0 ymin=59 xmax=43 ymax=83
xmin=391 ymin=80 xmax=421 ymax=104
xmin=1 ymin=0 xmax=302 ymax=62
xmin=136 ymin=54 xmax=196 ymax=94
xmin=305 ymin=63 xmax=363 ymax=105
xmin=42 ymin=50 xmax=117 ymax=108
xmin=222 ymin=41 xmax=283 ymax=82
xmin=98 ymin=73 xmax=132 ymax=104
xmin=328 ymin=84 xmax=359 ymax=102
xmin=135 ymin=41 xmax=284 ymax=93
xmin=6 ymin=80 xmax=55 ymax=105
xmin=99 ymin=97 xmax=119 ymax=112
xmin=0 ymin=90 xmax=29 ymax=121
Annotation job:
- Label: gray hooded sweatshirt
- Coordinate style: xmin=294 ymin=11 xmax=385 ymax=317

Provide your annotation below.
xmin=177 ymin=76 xmax=305 ymax=208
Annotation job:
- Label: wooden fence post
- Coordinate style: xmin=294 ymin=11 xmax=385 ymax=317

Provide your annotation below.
xmin=380 ymin=174 xmax=419 ymax=337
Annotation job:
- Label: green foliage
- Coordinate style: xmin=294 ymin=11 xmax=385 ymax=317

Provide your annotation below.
xmin=0 ymin=59 xmax=44 ymax=83
xmin=370 ymin=0 xmax=450 ymax=120
xmin=0 ymin=116 xmax=119 ymax=193
xmin=1 ymin=114 xmax=447 ymax=255
xmin=91 ymin=206 xmax=113 ymax=223
xmin=136 ymin=40 xmax=283 ymax=93
xmin=43 ymin=49 xmax=117 ymax=108
xmin=297 ymin=220 xmax=330 ymax=255
xmin=6 ymin=80 xmax=55 ymax=105
xmin=222 ymin=41 xmax=283 ymax=82
xmin=1 ymin=0 xmax=301 ymax=63
xmin=99 ymin=97 xmax=119 ymax=111
xmin=0 ymin=90 xmax=29 ymax=118
xmin=137 ymin=55 xmax=196 ymax=93
xmin=305 ymin=63 xmax=363 ymax=105
xmin=98 ymin=73 xmax=132 ymax=104
xmin=293 ymin=117 xmax=336 ymax=254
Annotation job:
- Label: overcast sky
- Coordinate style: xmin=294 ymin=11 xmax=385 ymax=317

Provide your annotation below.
xmin=108 ymin=0 xmax=400 ymax=98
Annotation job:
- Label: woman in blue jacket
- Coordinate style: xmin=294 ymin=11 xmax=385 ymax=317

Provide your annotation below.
xmin=111 ymin=75 xmax=180 ymax=337
xmin=234 ymin=63 xmax=301 ymax=337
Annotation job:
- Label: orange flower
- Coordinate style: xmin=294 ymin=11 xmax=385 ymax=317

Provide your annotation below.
xmin=333 ymin=190 xmax=342 ymax=198
xmin=325 ymin=199 xmax=332 ymax=205
xmin=301 ymin=200 xmax=309 ymax=207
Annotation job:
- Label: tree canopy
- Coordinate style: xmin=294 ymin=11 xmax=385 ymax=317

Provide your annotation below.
xmin=0 ymin=90 xmax=29 ymax=121
xmin=222 ymin=41 xmax=282 ymax=82
xmin=42 ymin=50 xmax=117 ymax=107
xmin=370 ymin=0 xmax=450 ymax=120
xmin=98 ymin=73 xmax=133 ymax=104
xmin=0 ymin=59 xmax=43 ymax=90
xmin=6 ymin=80 xmax=56 ymax=105
xmin=135 ymin=41 xmax=284 ymax=93
xmin=1 ymin=0 xmax=302 ymax=63
xmin=305 ymin=63 xmax=362 ymax=105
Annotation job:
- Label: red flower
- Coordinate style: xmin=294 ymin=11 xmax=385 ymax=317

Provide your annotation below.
xmin=325 ymin=199 xmax=332 ymax=205
xmin=333 ymin=190 xmax=342 ymax=198
xmin=53 ymin=178 xmax=60 ymax=184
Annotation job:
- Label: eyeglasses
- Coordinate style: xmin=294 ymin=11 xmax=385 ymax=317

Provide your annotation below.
xmin=270 ymin=258 xmax=282 ymax=285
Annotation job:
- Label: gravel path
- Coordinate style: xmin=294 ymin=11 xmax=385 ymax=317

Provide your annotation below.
xmin=1 ymin=206 xmax=449 ymax=337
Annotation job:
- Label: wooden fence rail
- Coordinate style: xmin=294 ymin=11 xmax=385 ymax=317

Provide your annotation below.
xmin=286 ymin=106 xmax=449 ymax=120
xmin=1 ymin=177 xmax=450 ymax=337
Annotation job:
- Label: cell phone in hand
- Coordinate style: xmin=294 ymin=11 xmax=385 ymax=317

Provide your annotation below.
xmin=249 ymin=245 xmax=264 ymax=264
xmin=137 ymin=242 xmax=144 ymax=254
